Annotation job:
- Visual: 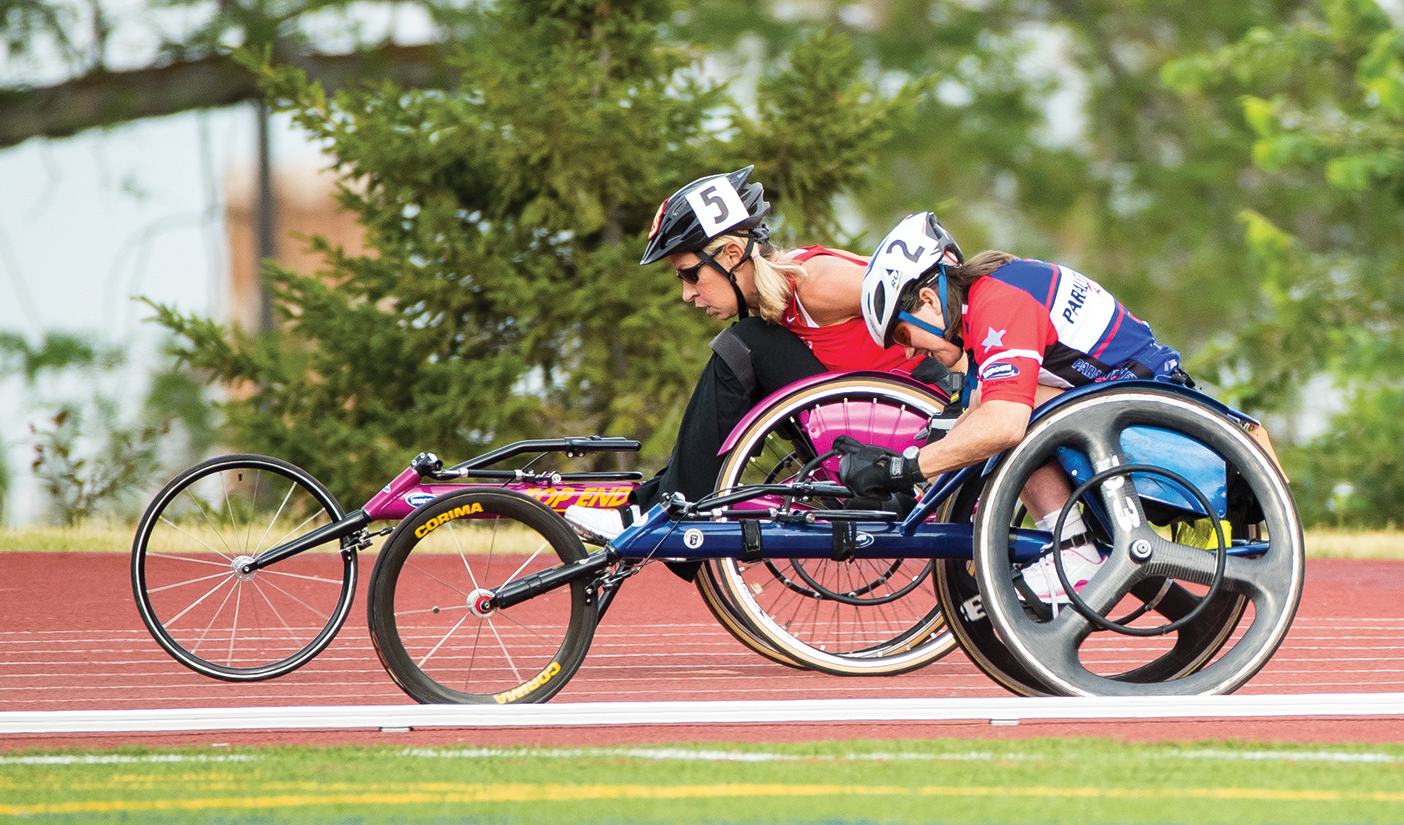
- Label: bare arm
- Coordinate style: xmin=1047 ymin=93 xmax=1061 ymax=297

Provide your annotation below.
xmin=913 ymin=399 xmax=1032 ymax=478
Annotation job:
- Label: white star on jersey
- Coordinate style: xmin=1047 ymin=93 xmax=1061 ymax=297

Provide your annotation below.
xmin=982 ymin=327 xmax=1007 ymax=349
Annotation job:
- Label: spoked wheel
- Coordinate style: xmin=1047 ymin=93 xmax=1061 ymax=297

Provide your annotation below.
xmin=933 ymin=479 xmax=1247 ymax=697
xmin=704 ymin=374 xmax=956 ymax=675
xmin=131 ymin=454 xmax=352 ymax=680
xmin=367 ymin=489 xmax=596 ymax=704
xmin=973 ymin=388 xmax=1303 ymax=696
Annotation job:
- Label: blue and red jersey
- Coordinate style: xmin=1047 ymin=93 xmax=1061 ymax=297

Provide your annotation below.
xmin=963 ymin=259 xmax=1182 ymax=407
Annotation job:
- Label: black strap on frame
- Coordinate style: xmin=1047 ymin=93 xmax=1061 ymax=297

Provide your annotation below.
xmin=740 ymin=520 xmax=763 ymax=563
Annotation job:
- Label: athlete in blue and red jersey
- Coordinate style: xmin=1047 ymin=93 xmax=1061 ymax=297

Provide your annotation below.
xmin=844 ymin=213 xmax=1190 ymax=603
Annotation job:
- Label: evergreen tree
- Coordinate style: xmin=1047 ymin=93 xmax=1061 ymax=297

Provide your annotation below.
xmin=150 ymin=2 xmax=921 ymax=504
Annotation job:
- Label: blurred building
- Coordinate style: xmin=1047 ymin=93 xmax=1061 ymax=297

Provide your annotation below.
xmin=224 ymin=167 xmax=369 ymax=332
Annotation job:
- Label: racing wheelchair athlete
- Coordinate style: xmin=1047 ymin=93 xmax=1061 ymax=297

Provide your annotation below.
xmin=809 ymin=212 xmax=1304 ymax=697
xmin=561 ymin=167 xmax=965 ymax=676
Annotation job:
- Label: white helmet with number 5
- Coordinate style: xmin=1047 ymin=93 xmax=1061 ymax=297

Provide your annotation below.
xmin=861 ymin=213 xmax=963 ymax=348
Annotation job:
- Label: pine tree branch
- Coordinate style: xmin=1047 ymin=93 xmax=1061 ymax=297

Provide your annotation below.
xmin=0 ymin=42 xmax=450 ymax=149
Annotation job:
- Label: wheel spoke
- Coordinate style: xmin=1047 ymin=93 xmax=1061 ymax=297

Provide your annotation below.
xmin=178 ymin=489 xmax=236 ymax=559
xmin=253 ymin=574 xmax=335 ymax=622
xmin=489 ymin=608 xmax=554 ymax=643
xmin=221 ymin=473 xmax=244 ymax=555
xmin=146 ymin=550 xmax=233 ymax=568
xmin=1150 ymin=535 xmax=1260 ymax=593
xmin=416 ymin=611 xmax=473 ymax=669
xmin=162 ymin=575 xmax=236 ymax=628
xmin=484 ymin=617 xmax=523 ymax=684
xmin=251 ymin=579 xmax=307 ymax=643
xmin=145 ymin=570 xmax=235 ymax=594
xmin=227 ymin=582 xmax=243 ymax=663
xmin=448 ymin=519 xmax=481 ymax=592
xmin=244 ymin=471 xmax=262 ymax=554
xmin=253 ymin=477 xmax=299 ymax=555
xmin=157 ymin=517 xmax=235 ymax=561
xmin=259 ymin=569 xmax=347 ymax=585
xmin=190 ymin=579 xmax=239 ymax=657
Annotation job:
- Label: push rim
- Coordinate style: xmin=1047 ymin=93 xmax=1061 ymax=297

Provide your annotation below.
xmin=708 ymin=375 xmax=956 ymax=675
xmin=974 ymin=389 xmax=1303 ymax=696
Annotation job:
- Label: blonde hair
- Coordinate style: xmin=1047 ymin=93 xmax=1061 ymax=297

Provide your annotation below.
xmin=702 ymin=234 xmax=807 ymax=323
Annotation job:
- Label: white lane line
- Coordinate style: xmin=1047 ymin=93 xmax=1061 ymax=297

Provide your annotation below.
xmin=401 ymin=745 xmax=1404 ymax=765
xmin=6 ymin=693 xmax=1404 ymax=734
xmin=0 ymin=753 xmax=262 ymax=765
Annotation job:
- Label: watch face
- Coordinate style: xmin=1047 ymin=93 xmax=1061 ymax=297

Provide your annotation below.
xmin=902 ymin=446 xmax=921 ymax=460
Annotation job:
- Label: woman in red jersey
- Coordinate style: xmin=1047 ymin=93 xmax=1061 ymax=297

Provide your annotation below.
xmin=565 ymin=167 xmax=950 ymax=555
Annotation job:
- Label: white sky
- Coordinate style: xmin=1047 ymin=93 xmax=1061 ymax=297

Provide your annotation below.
xmin=0 ymin=106 xmax=328 ymax=523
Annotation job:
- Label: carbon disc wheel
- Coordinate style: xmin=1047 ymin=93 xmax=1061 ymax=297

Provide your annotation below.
xmin=973 ymin=388 xmax=1303 ymax=696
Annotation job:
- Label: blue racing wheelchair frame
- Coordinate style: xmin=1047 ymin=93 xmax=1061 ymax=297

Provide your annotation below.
xmin=364 ymin=378 xmax=1303 ymax=704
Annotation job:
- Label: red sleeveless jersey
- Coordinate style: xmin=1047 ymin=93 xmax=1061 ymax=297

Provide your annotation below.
xmin=782 ymin=246 xmax=924 ymax=374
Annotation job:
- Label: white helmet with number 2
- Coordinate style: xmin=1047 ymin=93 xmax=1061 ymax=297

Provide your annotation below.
xmin=861 ymin=213 xmax=963 ymax=349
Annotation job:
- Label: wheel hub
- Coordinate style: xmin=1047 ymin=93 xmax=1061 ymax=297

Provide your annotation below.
xmin=467 ymin=588 xmax=496 ymax=618
xmin=231 ymin=555 xmax=257 ymax=581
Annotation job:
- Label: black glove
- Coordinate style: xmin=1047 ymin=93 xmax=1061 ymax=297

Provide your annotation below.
xmin=832 ymin=435 xmax=926 ymax=497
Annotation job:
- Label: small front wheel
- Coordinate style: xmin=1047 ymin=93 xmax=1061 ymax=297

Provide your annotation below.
xmin=367 ymin=489 xmax=597 ymax=704
xmin=131 ymin=454 xmax=353 ymax=681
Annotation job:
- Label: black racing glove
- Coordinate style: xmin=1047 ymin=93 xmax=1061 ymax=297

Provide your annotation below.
xmin=832 ymin=435 xmax=926 ymax=497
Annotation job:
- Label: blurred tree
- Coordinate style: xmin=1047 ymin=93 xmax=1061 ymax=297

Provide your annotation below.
xmin=0 ymin=0 xmax=461 ymax=148
xmin=148 ymin=5 xmax=923 ymax=504
xmin=677 ymin=0 xmax=1318 ymax=349
xmin=1165 ymin=0 xmax=1404 ymax=526
xmin=0 ymin=332 xmax=211 ymax=523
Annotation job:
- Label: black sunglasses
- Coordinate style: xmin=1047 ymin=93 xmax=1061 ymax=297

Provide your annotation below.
xmin=674 ymin=249 xmax=729 ymax=284
xmin=674 ymin=260 xmax=706 ymax=284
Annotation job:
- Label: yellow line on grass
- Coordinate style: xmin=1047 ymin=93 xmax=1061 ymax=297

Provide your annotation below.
xmin=5 ymin=782 xmax=1404 ymax=815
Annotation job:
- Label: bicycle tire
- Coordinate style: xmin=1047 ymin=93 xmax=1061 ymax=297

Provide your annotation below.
xmin=705 ymin=375 xmax=956 ymax=675
xmin=131 ymin=454 xmax=352 ymax=681
xmin=367 ymin=488 xmax=597 ymax=704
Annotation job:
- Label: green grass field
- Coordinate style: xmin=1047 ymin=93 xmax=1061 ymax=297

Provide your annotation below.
xmin=4 ymin=739 xmax=1404 ymax=823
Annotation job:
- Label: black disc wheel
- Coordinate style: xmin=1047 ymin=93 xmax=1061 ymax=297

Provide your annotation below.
xmin=973 ymin=388 xmax=1303 ymax=696
xmin=131 ymin=454 xmax=353 ymax=681
xmin=933 ymin=478 xmax=1247 ymax=697
xmin=367 ymin=489 xmax=596 ymax=704
xmin=704 ymin=374 xmax=956 ymax=675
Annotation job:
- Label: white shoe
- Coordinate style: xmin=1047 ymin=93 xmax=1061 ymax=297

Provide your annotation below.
xmin=1021 ymin=543 xmax=1105 ymax=604
xmin=564 ymin=505 xmax=639 ymax=545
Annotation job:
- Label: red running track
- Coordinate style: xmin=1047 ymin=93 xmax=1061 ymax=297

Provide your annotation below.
xmin=2 ymin=553 xmax=1403 ymax=749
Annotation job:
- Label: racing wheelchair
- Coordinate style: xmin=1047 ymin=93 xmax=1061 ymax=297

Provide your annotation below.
xmin=130 ymin=371 xmax=960 ymax=687
xmin=132 ymin=375 xmax=1302 ymax=703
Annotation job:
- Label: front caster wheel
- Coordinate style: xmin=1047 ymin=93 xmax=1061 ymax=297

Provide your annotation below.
xmin=974 ymin=388 xmax=1303 ymax=697
xmin=367 ymin=489 xmax=596 ymax=704
xmin=131 ymin=454 xmax=353 ymax=681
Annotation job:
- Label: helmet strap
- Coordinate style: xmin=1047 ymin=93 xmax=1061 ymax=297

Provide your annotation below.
xmin=894 ymin=265 xmax=954 ymax=341
xmin=935 ymin=265 xmax=950 ymax=324
xmin=696 ymin=235 xmax=756 ymax=320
